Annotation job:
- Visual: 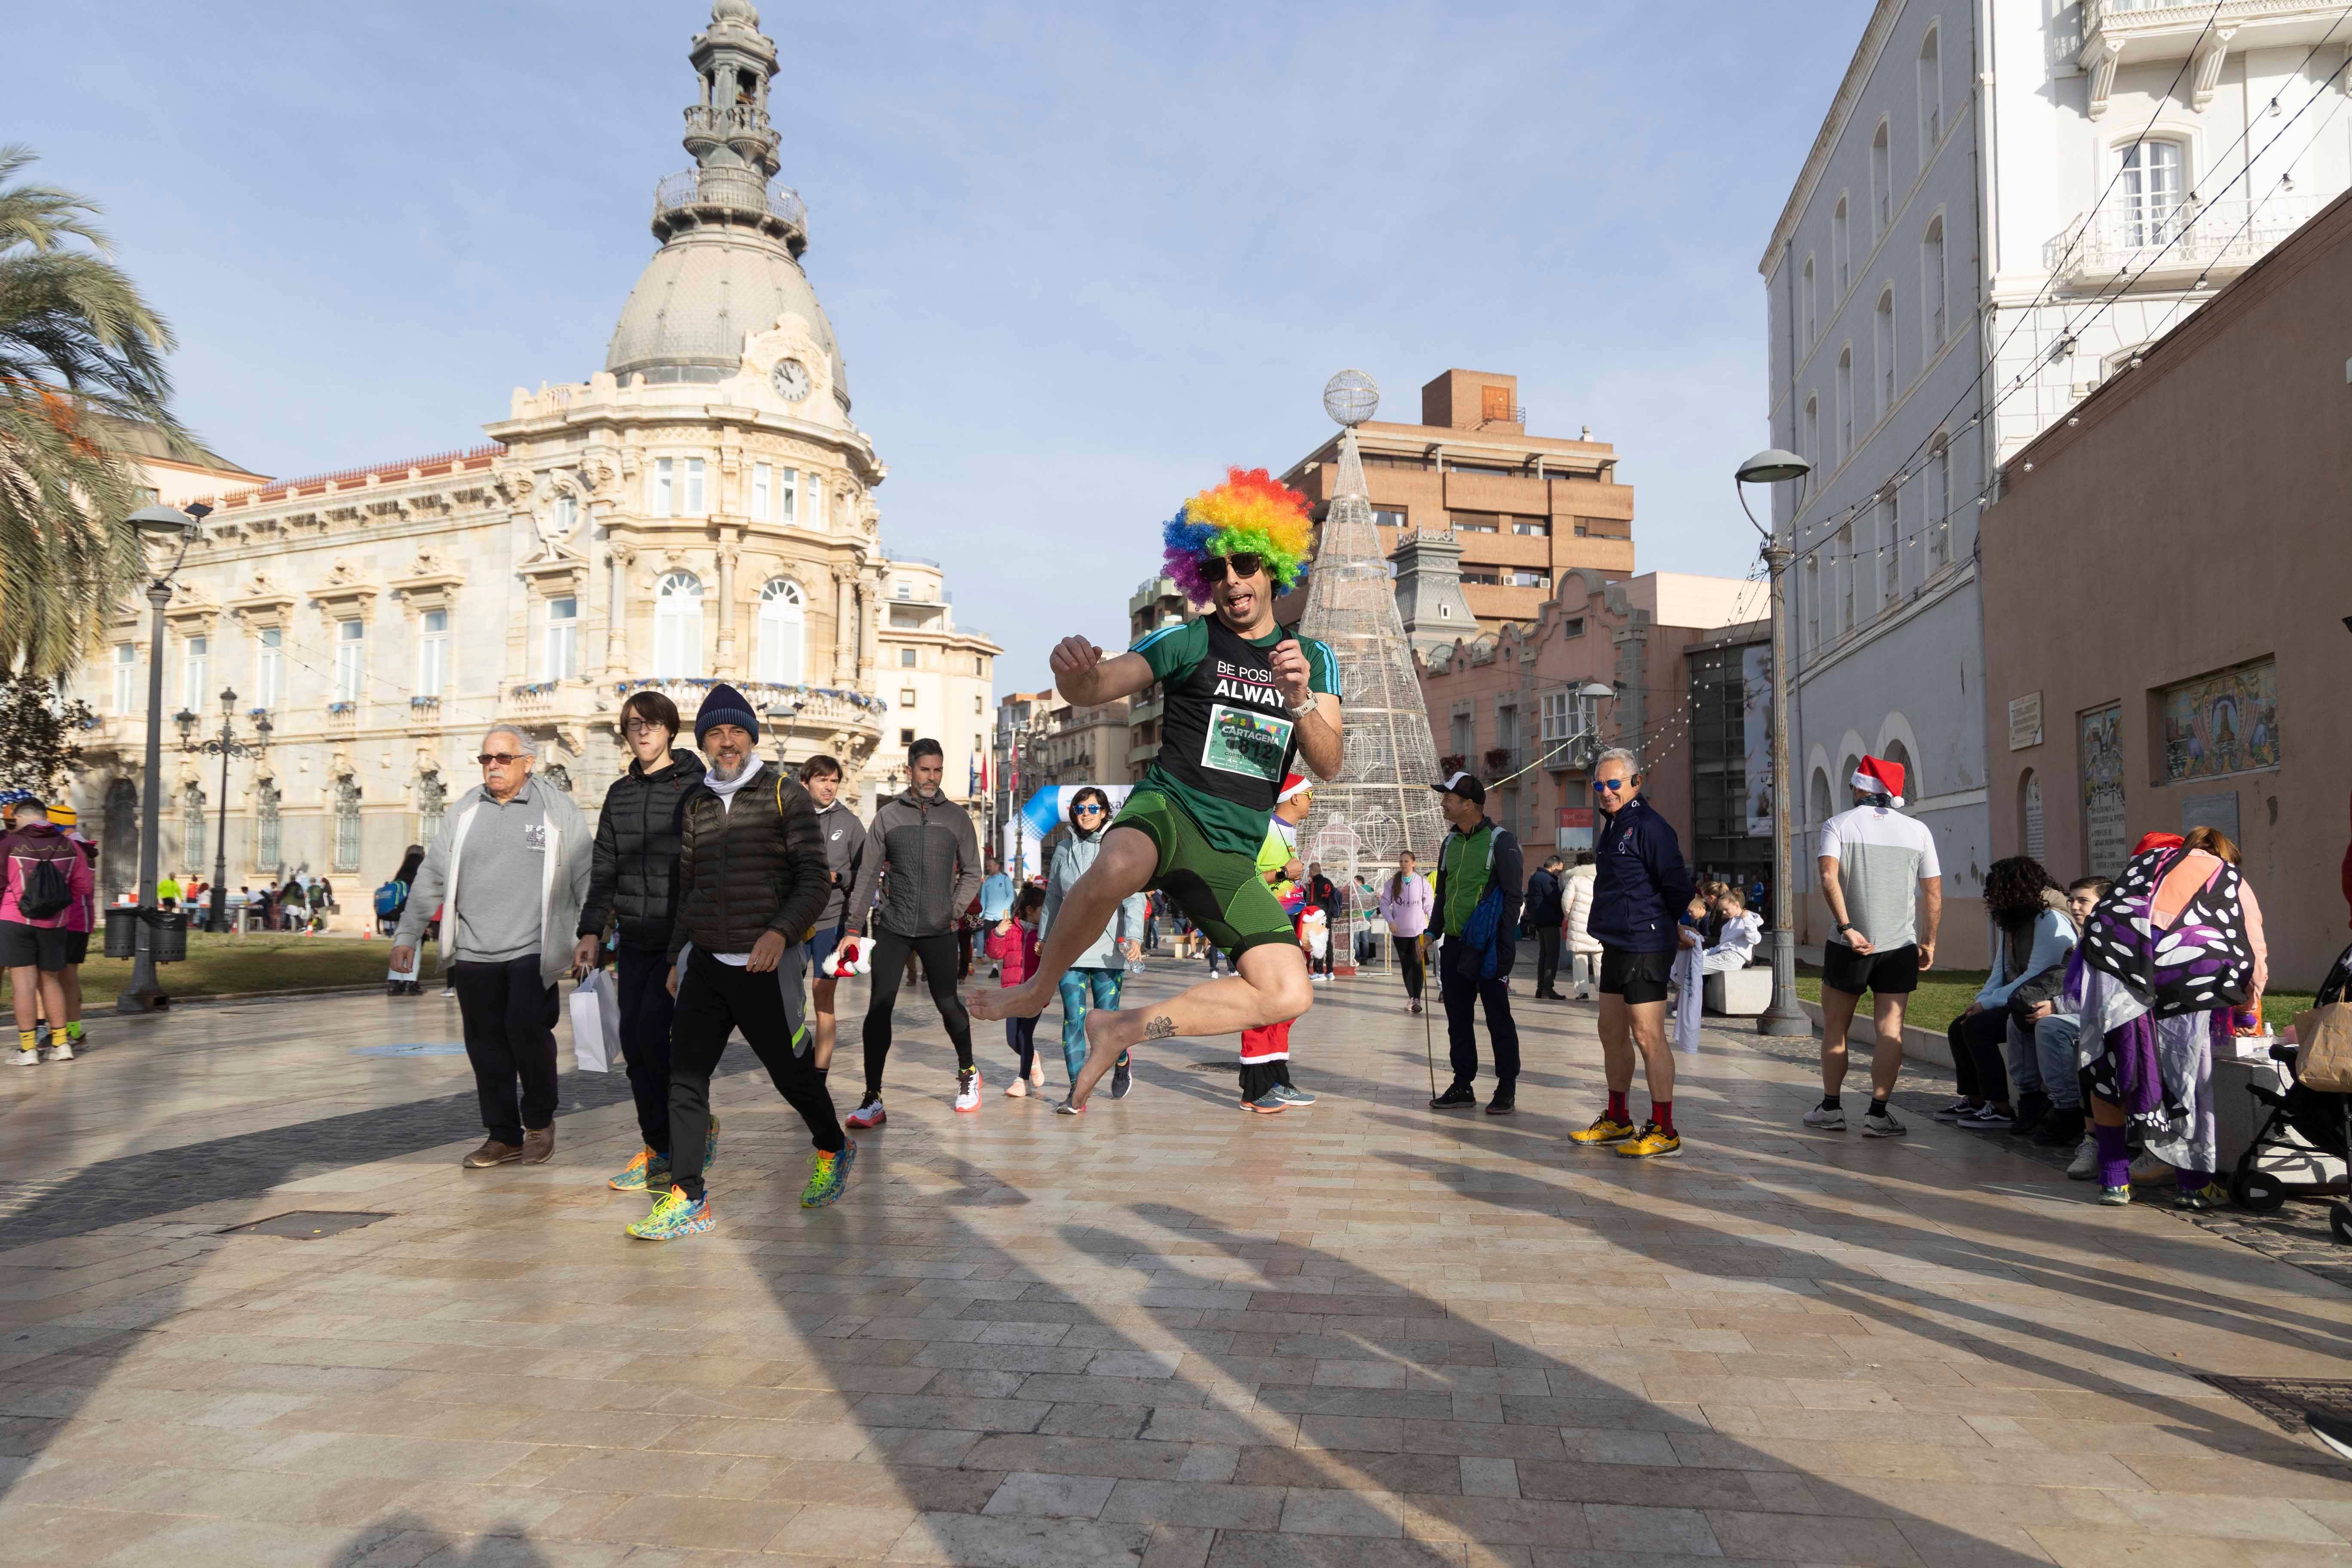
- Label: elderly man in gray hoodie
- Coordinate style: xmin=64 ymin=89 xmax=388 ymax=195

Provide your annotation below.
xmin=393 ymin=726 xmax=592 ymax=1168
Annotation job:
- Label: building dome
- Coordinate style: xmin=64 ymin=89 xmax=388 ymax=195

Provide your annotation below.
xmin=603 ymin=228 xmax=846 ymax=402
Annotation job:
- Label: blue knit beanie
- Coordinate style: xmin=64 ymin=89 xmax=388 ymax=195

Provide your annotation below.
xmin=694 ymin=683 xmax=760 ymax=746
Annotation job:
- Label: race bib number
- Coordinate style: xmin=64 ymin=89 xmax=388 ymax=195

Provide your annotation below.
xmin=1200 ymin=703 xmax=1292 ymax=782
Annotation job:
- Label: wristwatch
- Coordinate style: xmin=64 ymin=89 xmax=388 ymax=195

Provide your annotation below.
xmin=1837 ymin=922 xmax=1859 ymax=935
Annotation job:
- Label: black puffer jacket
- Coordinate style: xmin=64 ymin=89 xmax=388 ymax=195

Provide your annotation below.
xmin=666 ymin=763 xmax=831 ymax=961
xmin=579 ymin=749 xmax=706 ymax=950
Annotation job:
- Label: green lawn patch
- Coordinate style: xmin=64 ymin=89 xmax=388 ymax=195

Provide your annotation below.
xmin=3 ymin=931 xmax=441 ymax=1003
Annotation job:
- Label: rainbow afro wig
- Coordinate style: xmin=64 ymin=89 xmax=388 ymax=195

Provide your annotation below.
xmin=1161 ymin=467 xmax=1314 ymax=604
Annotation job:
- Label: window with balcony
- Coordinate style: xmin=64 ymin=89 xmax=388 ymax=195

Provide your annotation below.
xmin=545 ymin=597 xmax=577 ymax=681
xmin=182 ymin=635 xmax=208 ymax=712
xmin=419 ymin=609 xmax=449 ymax=695
xmin=1918 ymin=28 xmax=1942 ymax=161
xmin=1870 ymin=121 xmax=1891 ymax=239
xmin=334 ymin=620 xmax=365 ymax=703
xmin=1836 ymin=347 xmax=1853 ymax=458
xmin=110 ymin=644 xmax=135 ymax=715
xmin=654 ymin=571 xmax=704 ymax=677
xmin=649 ymin=457 xmax=673 ymax=517
xmin=755 ymin=579 xmax=803 ymax=684
xmin=1921 ymin=216 xmax=1947 ymax=350
xmin=1874 ymin=290 xmax=1896 ymax=415
xmin=256 ymin=627 xmax=282 ymax=710
xmin=1833 ymin=196 xmax=1850 ymax=295
xmin=2120 ymin=138 xmax=2185 ymax=247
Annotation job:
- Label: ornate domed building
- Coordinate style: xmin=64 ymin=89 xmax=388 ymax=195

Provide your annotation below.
xmin=69 ymin=2 xmax=997 ymax=906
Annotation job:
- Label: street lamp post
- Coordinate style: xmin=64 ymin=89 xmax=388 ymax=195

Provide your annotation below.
xmin=117 ymin=502 xmax=208 ymax=1013
xmin=1734 ymin=450 xmax=1814 ymax=1039
xmin=177 ymin=688 xmax=270 ymax=934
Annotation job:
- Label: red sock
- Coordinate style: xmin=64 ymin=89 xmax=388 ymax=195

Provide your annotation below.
xmin=1651 ymin=1100 xmax=1675 ymax=1136
xmin=1606 ymin=1090 xmax=1628 ymax=1123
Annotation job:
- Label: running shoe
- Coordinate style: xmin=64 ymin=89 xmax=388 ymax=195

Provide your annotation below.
xmin=1484 ymin=1089 xmax=1515 ymax=1116
xmin=2066 ymin=1134 xmax=2098 ymax=1180
xmin=1241 ymin=1091 xmax=1287 ymax=1114
xmin=1931 ymin=1099 xmax=1978 ymax=1123
xmin=1054 ymin=1098 xmax=1085 ymax=1115
xmin=1802 ymin=1106 xmax=1847 ymax=1131
xmin=1271 ymin=1082 xmax=1316 ymax=1108
xmin=846 ymin=1096 xmax=886 ymax=1130
xmin=1862 ymin=1108 xmax=1908 ymax=1138
xmin=43 ymin=1039 xmax=73 ymax=1063
xmin=9 ymin=1048 xmax=34 ymax=1069
xmin=1568 ymin=1114 xmax=1636 ymax=1145
xmin=1003 ymin=1078 xmax=1029 ymax=1098
xmin=608 ymin=1148 xmax=669 ymax=1192
xmin=1429 ymin=1083 xmax=1477 ymax=1110
xmin=627 ymin=1186 xmax=714 ymax=1240
xmin=2098 ymin=1185 xmax=2132 ymax=1207
xmin=2172 ymin=1180 xmax=2227 ymax=1213
xmin=954 ymin=1068 xmax=982 ymax=1113
xmin=1111 ymin=1054 xmax=1133 ymax=1100
xmin=1960 ymin=1105 xmax=2014 ymax=1129
xmin=1615 ymin=1122 xmax=1682 ymax=1159
xmin=801 ymin=1142 xmax=856 ymax=1208
xmin=2128 ymin=1152 xmax=2173 ymax=1186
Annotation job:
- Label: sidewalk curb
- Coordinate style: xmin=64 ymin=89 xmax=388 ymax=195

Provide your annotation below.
xmin=107 ymin=980 xmax=417 ymax=1020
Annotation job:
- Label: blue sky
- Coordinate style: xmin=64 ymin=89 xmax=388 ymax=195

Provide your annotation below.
xmin=15 ymin=0 xmax=1869 ymax=688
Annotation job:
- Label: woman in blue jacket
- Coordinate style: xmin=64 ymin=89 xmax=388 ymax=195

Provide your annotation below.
xmin=1940 ymin=858 xmax=2075 ymax=1131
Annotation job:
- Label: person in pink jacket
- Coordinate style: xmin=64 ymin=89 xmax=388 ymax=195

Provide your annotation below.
xmin=1378 ymin=851 xmax=1435 ymax=1014
xmin=985 ymin=885 xmax=1049 ymax=1097
xmin=0 ymin=799 xmax=95 ymax=1066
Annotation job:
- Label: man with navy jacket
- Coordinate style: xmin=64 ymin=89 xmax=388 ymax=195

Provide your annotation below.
xmin=1567 ymin=748 xmax=1694 ymax=1159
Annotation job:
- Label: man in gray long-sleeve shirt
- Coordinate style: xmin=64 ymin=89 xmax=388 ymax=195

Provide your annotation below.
xmin=392 ymin=726 xmax=591 ymax=1169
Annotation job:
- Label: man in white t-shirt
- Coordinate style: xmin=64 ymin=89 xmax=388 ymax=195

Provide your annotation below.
xmin=1807 ymin=755 xmax=1941 ymax=1139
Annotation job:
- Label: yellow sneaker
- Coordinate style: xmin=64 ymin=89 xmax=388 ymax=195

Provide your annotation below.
xmin=1569 ymin=1115 xmax=1637 ymax=1146
xmin=1615 ymin=1122 xmax=1682 ymax=1159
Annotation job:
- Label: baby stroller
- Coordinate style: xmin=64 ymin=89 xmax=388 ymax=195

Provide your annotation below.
xmin=2229 ymin=944 xmax=2352 ymax=1243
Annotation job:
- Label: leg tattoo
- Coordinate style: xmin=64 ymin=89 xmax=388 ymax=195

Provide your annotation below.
xmin=1142 ymin=1014 xmax=1176 ymax=1041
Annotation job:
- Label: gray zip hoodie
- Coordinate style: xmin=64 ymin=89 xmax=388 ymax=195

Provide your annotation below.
xmin=394 ymin=778 xmax=592 ymax=986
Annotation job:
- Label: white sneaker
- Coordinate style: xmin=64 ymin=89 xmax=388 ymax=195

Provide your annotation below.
xmin=1803 ymin=1106 xmax=1847 ymax=1130
xmin=954 ymin=1069 xmax=981 ymax=1113
xmin=43 ymin=1040 xmax=73 ymax=1062
xmin=2066 ymin=1134 xmax=2098 ymax=1180
xmin=2128 ymin=1152 xmax=2173 ymax=1186
xmin=1862 ymin=1109 xmax=1908 ymax=1138
xmin=9 ymin=1048 xmax=35 ymax=1068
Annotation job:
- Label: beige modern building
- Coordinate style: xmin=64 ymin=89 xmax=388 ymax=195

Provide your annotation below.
xmin=1121 ymin=573 xmax=1196 ymax=777
xmin=68 ymin=2 xmax=991 ymax=900
xmin=1277 ymin=369 xmax=1635 ymax=634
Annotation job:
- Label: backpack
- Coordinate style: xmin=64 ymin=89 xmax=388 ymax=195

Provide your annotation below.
xmin=18 ymin=854 xmax=70 ymax=922
xmin=373 ymin=879 xmax=408 ymax=919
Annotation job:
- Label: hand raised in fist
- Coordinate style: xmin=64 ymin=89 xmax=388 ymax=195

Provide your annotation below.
xmin=1048 ymin=635 xmax=1102 ymax=683
xmin=1269 ymin=639 xmax=1314 ymax=707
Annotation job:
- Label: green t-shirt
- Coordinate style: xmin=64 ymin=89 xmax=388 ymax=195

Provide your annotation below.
xmin=1132 ymin=616 xmax=1340 ymax=857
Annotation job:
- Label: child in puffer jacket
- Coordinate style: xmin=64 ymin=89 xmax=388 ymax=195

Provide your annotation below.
xmin=986 ymin=885 xmax=1048 ymax=1096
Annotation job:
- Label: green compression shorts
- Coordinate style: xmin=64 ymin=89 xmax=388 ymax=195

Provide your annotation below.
xmin=1111 ymin=788 xmax=1296 ymax=960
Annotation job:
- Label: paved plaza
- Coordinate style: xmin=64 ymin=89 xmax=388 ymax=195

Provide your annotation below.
xmin=0 ymin=965 xmax=2348 ymax=1567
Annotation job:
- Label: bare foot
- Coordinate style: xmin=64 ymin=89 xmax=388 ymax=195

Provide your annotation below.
xmin=970 ymin=981 xmax=1050 ymax=1022
xmin=1069 ymin=1007 xmax=1168 ymax=1106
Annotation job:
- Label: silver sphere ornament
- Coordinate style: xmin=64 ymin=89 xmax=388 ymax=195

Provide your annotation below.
xmin=1322 ymin=369 xmax=1379 ymax=428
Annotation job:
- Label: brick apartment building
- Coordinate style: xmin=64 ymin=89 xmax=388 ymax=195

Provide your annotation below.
xmin=1278 ymin=369 xmax=1635 ymax=633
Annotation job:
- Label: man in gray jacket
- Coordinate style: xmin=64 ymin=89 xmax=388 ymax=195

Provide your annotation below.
xmin=392 ymin=726 xmax=592 ymax=1168
xmin=840 ymin=738 xmax=982 ymax=1124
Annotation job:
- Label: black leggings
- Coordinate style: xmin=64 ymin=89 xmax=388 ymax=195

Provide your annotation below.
xmin=1005 ymin=1014 xmax=1039 ymax=1078
xmin=861 ymin=928 xmax=974 ymax=1098
xmin=668 ymin=946 xmax=842 ymax=1200
xmin=1946 ymin=1008 xmax=2012 ymax=1105
xmin=1397 ymin=934 xmax=1426 ymax=1000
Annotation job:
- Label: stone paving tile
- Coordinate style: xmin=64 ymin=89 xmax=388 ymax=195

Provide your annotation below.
xmin=2 ymin=974 xmax=2347 ymax=1563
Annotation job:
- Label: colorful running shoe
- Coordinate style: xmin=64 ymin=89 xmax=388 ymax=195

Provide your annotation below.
xmin=846 ymin=1096 xmax=886 ymax=1129
xmin=954 ymin=1067 xmax=982 ymax=1113
xmin=2098 ymin=1185 xmax=2132 ymax=1207
xmin=1270 ymin=1082 xmax=1316 ymax=1107
xmin=1614 ymin=1122 xmax=1682 ymax=1159
xmin=608 ymin=1147 xmax=670 ymax=1192
xmin=2172 ymin=1180 xmax=2228 ymax=1212
xmin=801 ymin=1142 xmax=856 ymax=1208
xmin=1568 ymin=1115 xmax=1636 ymax=1146
xmin=627 ymin=1186 xmax=714 ymax=1240
xmin=1241 ymin=1091 xmax=1286 ymax=1114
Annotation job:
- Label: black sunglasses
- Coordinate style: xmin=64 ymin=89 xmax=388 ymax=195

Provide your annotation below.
xmin=478 ymin=753 xmax=525 ymax=767
xmin=1200 ymin=552 xmax=1265 ymax=583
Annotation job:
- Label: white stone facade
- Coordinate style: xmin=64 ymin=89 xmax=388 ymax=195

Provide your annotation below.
xmin=1758 ymin=0 xmax=2352 ymax=962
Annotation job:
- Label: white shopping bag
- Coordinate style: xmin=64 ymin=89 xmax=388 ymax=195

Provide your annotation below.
xmin=568 ymin=969 xmax=621 ymax=1072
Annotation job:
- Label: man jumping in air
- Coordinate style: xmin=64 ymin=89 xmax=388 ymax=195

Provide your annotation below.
xmin=971 ymin=468 xmax=1343 ymax=1109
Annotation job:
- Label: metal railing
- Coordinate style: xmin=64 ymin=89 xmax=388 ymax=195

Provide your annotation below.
xmin=652 ymin=169 xmax=807 ymax=236
xmin=2044 ymin=192 xmax=2321 ymax=278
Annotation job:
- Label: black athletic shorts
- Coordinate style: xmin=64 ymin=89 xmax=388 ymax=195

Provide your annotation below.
xmin=0 ymin=921 xmax=69 ymax=973
xmin=63 ymin=931 xmax=88 ymax=965
xmin=1599 ymin=945 xmax=1675 ymax=1005
xmin=1822 ymin=940 xmax=1920 ymax=996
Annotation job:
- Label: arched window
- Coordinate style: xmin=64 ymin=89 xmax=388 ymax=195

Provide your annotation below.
xmin=1804 ymin=395 xmax=1819 ymax=471
xmin=333 ymin=776 xmax=362 ymax=873
xmin=181 ymin=782 xmax=207 ymax=873
xmin=756 ymin=579 xmax=805 ymax=684
xmin=1836 ymin=347 xmax=1853 ymax=458
xmin=1870 ymin=120 xmax=1891 ymax=238
xmin=1883 ymin=739 xmax=1914 ymax=799
xmin=1918 ymin=28 xmax=1942 ymax=159
xmin=2020 ymin=769 xmax=2045 ymax=861
xmin=1874 ymin=290 xmax=1896 ymax=415
xmin=1832 ymin=196 xmax=1850 ymax=295
xmin=1920 ymin=217 xmax=1946 ymax=350
xmin=1801 ymin=255 xmax=1816 ymax=344
xmin=653 ymin=571 xmax=705 ymax=678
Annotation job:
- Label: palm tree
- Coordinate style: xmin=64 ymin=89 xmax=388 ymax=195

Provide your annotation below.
xmin=0 ymin=144 xmax=193 ymax=679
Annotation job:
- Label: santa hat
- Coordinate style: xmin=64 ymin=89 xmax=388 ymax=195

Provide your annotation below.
xmin=1851 ymin=755 xmax=1905 ymax=807
xmin=1276 ymin=773 xmax=1313 ymax=804
xmin=2132 ymin=830 xmax=2185 ymax=858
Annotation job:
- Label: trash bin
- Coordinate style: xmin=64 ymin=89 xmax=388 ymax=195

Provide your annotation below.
xmin=153 ymin=910 xmax=189 ymax=963
xmin=103 ymin=906 xmax=140 ymax=959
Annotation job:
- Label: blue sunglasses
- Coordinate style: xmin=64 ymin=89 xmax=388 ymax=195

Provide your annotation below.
xmin=1592 ymin=778 xmax=1629 ymax=793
